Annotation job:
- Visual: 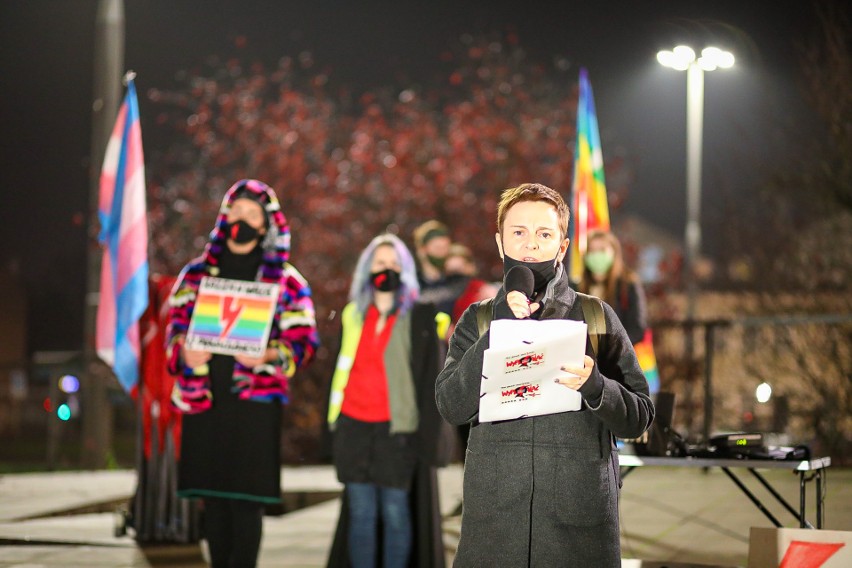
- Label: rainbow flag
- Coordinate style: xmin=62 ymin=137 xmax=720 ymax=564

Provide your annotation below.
xmin=568 ymin=68 xmax=610 ymax=282
xmin=185 ymin=277 xmax=279 ymax=358
xmin=633 ymin=330 xmax=660 ymax=395
xmin=96 ymin=77 xmax=149 ymax=392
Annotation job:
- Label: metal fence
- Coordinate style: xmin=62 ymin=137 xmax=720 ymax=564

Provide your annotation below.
xmin=650 ymin=313 xmax=852 ymax=463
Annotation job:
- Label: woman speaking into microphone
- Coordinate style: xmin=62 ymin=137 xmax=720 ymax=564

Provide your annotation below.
xmin=436 ymin=183 xmax=654 ymax=567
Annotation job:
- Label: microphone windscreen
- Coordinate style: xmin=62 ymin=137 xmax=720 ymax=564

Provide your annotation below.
xmin=504 ymin=265 xmax=534 ymax=297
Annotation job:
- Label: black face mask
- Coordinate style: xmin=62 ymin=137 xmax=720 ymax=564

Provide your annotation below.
xmin=502 ymin=254 xmax=558 ymax=294
xmin=370 ymin=269 xmax=402 ymax=292
xmin=227 ymin=220 xmax=261 ymax=244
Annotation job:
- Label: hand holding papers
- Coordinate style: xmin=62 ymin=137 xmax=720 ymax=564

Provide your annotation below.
xmin=479 ymin=318 xmax=587 ymax=422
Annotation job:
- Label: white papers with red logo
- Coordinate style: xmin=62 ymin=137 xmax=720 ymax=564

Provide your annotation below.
xmin=478 ymin=319 xmax=587 ymax=422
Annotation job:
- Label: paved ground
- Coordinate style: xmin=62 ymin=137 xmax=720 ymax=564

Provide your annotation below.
xmin=0 ymin=461 xmax=849 ymax=567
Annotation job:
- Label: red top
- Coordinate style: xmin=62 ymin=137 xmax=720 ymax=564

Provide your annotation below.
xmin=452 ymin=279 xmax=490 ymax=322
xmin=341 ymin=305 xmax=398 ymax=422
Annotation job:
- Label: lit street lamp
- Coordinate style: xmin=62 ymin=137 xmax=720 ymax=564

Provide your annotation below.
xmin=657 ymin=46 xmax=734 ymax=321
xmin=658 ymin=46 xmax=734 ymax=444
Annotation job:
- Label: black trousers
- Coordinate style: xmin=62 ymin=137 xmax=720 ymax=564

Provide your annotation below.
xmin=203 ymin=497 xmax=264 ymax=568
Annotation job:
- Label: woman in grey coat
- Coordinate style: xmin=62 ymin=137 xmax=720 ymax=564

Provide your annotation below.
xmin=436 ymin=183 xmax=654 ymax=567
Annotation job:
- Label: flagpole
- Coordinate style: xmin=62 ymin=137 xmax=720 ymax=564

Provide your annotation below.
xmin=82 ymin=0 xmax=124 ymax=469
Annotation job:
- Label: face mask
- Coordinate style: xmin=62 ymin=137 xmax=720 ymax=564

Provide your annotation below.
xmin=502 ymin=254 xmax=558 ymax=293
xmin=427 ymin=254 xmax=446 ymax=270
xmin=585 ymin=250 xmax=615 ymax=275
xmin=370 ymin=269 xmax=402 ymax=292
xmin=227 ymin=220 xmax=261 ymax=244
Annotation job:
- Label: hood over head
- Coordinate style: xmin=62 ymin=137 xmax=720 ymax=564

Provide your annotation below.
xmin=201 ymin=179 xmax=291 ymax=281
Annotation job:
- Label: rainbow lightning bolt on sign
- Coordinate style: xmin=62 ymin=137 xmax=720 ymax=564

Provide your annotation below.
xmin=185 ymin=277 xmax=280 ymax=358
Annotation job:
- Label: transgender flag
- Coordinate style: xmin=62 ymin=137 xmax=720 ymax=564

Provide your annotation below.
xmin=568 ymin=68 xmax=610 ymax=282
xmin=96 ymin=76 xmax=149 ymax=392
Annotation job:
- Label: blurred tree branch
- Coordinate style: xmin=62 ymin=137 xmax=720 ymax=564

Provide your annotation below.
xmin=797 ymin=0 xmax=852 ymax=211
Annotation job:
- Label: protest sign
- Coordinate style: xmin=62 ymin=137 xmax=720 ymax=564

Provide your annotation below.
xmin=185 ymin=277 xmax=279 ymax=358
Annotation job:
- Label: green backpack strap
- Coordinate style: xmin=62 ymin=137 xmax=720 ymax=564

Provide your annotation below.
xmin=475 ymin=294 xmax=605 ymax=356
xmin=476 ymin=297 xmax=494 ymax=338
xmin=577 ymin=292 xmax=606 ymax=357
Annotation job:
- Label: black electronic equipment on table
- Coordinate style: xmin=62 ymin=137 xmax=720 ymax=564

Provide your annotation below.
xmin=709 ymin=432 xmax=766 ymax=456
xmin=706 ymin=432 xmax=812 ymax=461
xmin=624 ymin=392 xmax=689 ymax=457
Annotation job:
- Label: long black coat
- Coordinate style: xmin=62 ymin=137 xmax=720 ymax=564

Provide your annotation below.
xmin=436 ymin=270 xmax=654 ymax=567
xmin=611 ymin=278 xmax=647 ymax=345
xmin=327 ymin=302 xmax=449 ymax=568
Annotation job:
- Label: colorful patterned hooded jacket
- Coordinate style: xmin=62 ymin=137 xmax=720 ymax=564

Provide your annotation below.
xmin=166 ymin=179 xmax=319 ymax=413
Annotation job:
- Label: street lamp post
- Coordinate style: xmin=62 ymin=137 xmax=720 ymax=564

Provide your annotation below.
xmin=657 ymin=45 xmax=734 ymax=321
xmin=657 ymin=46 xmax=734 ymax=442
xmin=82 ymin=0 xmax=125 ymax=469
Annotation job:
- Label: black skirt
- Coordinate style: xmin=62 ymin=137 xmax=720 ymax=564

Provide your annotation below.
xmin=178 ymin=354 xmax=282 ymax=503
xmin=332 ymin=414 xmax=418 ymax=490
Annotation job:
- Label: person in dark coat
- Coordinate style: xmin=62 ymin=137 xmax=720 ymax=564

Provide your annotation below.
xmin=326 ymin=233 xmax=449 ymax=568
xmin=576 ymin=229 xmax=647 ymax=344
xmin=166 ymin=179 xmax=319 ymax=567
xmin=444 ymin=243 xmax=499 ymax=326
xmin=436 ymin=183 xmax=654 ymax=567
xmin=412 ymin=219 xmax=465 ymax=317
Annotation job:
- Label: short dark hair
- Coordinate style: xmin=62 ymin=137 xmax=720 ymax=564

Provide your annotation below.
xmin=412 ymin=219 xmax=450 ymax=248
xmin=496 ymin=183 xmax=570 ymax=239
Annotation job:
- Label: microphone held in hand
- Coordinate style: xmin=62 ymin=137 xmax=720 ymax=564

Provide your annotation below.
xmin=504 ymin=265 xmax=535 ymax=298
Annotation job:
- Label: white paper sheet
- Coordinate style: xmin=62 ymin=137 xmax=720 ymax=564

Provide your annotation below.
xmin=479 ymin=319 xmax=588 ymax=422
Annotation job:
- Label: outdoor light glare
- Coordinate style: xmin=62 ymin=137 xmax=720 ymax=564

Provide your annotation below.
xmin=656 ymin=50 xmax=675 ymax=68
xmin=59 ymin=374 xmax=80 ymax=394
xmin=656 ymin=46 xmax=695 ymax=71
xmin=672 ymin=45 xmax=696 ymax=69
xmin=698 ymin=58 xmax=718 ymax=72
xmin=755 ymin=382 xmax=772 ymax=404
xmin=703 ymin=47 xmax=735 ymax=68
xmin=57 ymin=403 xmax=72 ymax=421
xmin=698 ymin=47 xmax=735 ymax=71
xmin=658 ymin=45 xmax=734 ymax=72
xmin=673 ymin=45 xmax=695 ymax=60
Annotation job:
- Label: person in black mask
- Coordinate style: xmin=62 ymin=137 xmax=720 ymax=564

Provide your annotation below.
xmin=436 ymin=183 xmax=654 ymax=567
xmin=326 ymin=233 xmax=449 ymax=568
xmin=411 ymin=219 xmax=464 ymax=316
xmin=412 ymin=220 xmax=451 ymax=287
xmin=166 ymin=179 xmax=319 ymax=567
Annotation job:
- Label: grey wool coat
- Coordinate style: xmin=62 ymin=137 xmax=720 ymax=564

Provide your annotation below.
xmin=436 ymin=268 xmax=654 ymax=567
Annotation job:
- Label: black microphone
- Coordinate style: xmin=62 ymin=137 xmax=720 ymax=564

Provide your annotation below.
xmin=504 ymin=265 xmax=534 ymax=298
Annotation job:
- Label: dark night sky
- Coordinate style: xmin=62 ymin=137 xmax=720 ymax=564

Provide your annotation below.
xmin=0 ymin=1 xmax=824 ymax=352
